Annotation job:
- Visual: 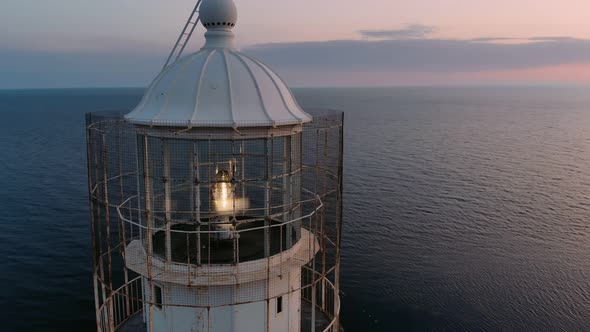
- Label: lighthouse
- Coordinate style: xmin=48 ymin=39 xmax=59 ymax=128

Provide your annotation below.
xmin=86 ymin=0 xmax=344 ymax=331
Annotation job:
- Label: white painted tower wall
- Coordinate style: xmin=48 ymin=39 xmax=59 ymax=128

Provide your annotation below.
xmin=143 ymin=269 xmax=301 ymax=332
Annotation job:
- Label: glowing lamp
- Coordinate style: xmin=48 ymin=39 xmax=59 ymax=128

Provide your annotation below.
xmin=212 ymin=169 xmax=235 ymax=215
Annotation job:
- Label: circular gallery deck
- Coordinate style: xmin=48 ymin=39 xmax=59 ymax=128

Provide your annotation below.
xmin=124 ymin=228 xmax=319 ymax=286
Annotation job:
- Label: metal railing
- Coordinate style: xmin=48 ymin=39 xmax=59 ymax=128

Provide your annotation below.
xmin=113 ymin=187 xmax=324 ymax=265
xmin=96 ymin=274 xmax=340 ymax=332
xmin=302 ymin=266 xmax=341 ymax=332
xmin=97 ymin=276 xmax=144 ymax=332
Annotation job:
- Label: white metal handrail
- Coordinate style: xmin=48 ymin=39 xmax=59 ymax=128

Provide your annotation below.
xmin=96 ymin=275 xmax=340 ymax=332
xmin=97 ymin=276 xmax=144 ymax=332
xmin=116 ymin=193 xmax=323 ymax=235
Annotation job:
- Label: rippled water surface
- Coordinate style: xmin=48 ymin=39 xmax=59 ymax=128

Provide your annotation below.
xmin=1 ymin=87 xmax=590 ymax=331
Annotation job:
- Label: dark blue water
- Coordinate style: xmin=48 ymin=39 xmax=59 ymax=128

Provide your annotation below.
xmin=1 ymin=87 xmax=590 ymax=331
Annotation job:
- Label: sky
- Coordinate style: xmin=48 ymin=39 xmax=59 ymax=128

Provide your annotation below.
xmin=0 ymin=0 xmax=589 ymax=88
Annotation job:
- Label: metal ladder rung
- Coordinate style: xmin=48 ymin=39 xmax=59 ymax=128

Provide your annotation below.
xmin=163 ymin=0 xmax=203 ymax=69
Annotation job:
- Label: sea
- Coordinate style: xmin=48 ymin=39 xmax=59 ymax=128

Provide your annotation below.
xmin=1 ymin=86 xmax=589 ymax=331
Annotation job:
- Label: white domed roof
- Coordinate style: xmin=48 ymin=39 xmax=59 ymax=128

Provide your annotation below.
xmin=125 ymin=0 xmax=311 ymax=128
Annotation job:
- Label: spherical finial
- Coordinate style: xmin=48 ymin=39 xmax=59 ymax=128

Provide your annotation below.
xmin=200 ymin=0 xmax=238 ymax=31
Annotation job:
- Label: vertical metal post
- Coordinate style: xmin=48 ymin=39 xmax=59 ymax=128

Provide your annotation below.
xmin=207 ymin=137 xmax=213 ymax=268
xmin=265 ymin=136 xmax=272 ymax=332
xmin=207 ymin=137 xmax=213 ymax=269
xmin=86 ymin=121 xmax=102 ymax=332
xmin=93 ymin=275 xmax=103 ymax=332
xmin=118 ymin=125 xmax=131 ymax=317
xmin=93 ymin=129 xmax=107 ymax=307
xmin=143 ymin=135 xmax=155 ymax=332
xmin=310 ymin=128 xmax=321 ymax=332
xmin=321 ymin=129 xmax=329 ymax=311
xmin=135 ymin=134 xmax=143 ymax=245
xmin=190 ymin=142 xmax=195 ymax=216
xmin=296 ymin=131 xmax=303 ymax=240
xmin=194 ymin=141 xmax=202 ymax=266
xmin=163 ymin=139 xmax=172 ymax=261
xmin=264 ymin=137 xmax=271 ymax=257
xmin=283 ymin=136 xmax=292 ymax=249
xmin=101 ymin=132 xmax=116 ymax=332
xmin=231 ymin=143 xmax=238 ymax=265
xmin=334 ymin=114 xmax=344 ymax=332
xmin=118 ymin=128 xmax=131 ymax=315
xmin=187 ymin=233 xmax=191 ymax=284
xmin=241 ymin=141 xmax=245 ymax=200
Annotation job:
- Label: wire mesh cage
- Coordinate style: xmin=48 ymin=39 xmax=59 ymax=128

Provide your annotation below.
xmin=86 ymin=109 xmax=343 ymax=332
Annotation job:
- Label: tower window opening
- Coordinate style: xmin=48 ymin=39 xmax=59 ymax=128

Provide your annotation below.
xmin=154 ymin=285 xmax=163 ymax=309
xmin=276 ymin=296 xmax=283 ymax=314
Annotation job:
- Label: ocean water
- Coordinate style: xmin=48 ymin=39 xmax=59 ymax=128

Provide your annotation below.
xmin=1 ymin=87 xmax=590 ymax=331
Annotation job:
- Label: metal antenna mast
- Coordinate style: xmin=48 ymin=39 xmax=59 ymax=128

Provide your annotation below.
xmin=163 ymin=0 xmax=203 ymax=70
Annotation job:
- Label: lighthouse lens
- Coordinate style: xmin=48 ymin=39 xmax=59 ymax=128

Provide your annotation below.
xmin=212 ymin=169 xmax=235 ymax=215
